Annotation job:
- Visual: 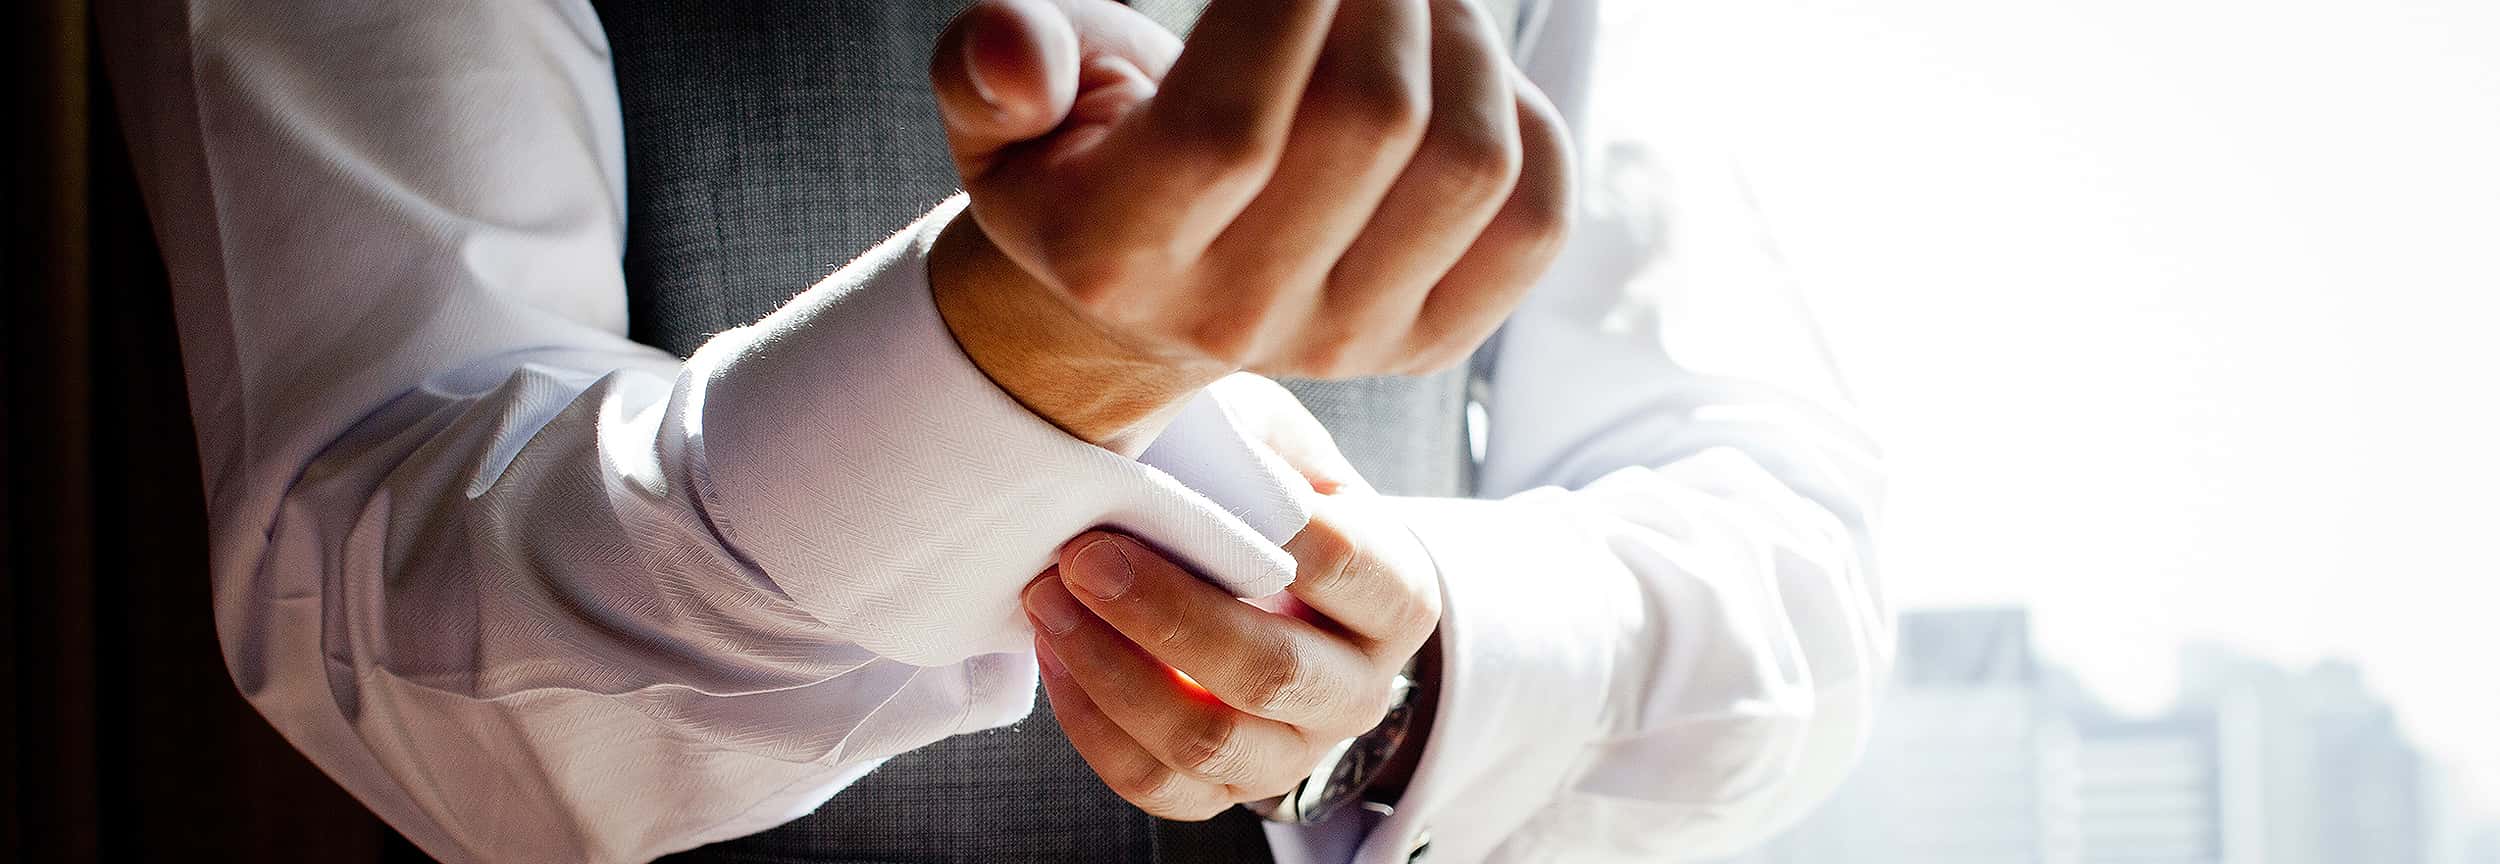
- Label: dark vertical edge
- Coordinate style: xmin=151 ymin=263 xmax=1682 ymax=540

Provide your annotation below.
xmin=85 ymin=41 xmax=183 ymax=860
xmin=5 ymin=0 xmax=100 ymax=859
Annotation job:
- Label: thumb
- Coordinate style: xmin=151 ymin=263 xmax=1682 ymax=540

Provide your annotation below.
xmin=931 ymin=0 xmax=1080 ymax=181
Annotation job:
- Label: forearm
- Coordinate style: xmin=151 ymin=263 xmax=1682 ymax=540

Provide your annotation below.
xmin=102 ymin=0 xmax=1340 ymax=857
xmin=241 ymin=339 xmax=1044 ymax=860
xmin=233 ymin=349 xmax=989 ymax=862
xmin=203 ymin=202 xmax=1318 ymax=861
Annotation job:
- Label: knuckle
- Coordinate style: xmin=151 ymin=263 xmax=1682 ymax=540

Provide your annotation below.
xmin=1184 ymin=308 xmax=1267 ymax=367
xmin=1418 ymin=120 xmax=1524 ymax=206
xmin=1335 ymin=690 xmax=1395 ymax=740
xmin=1428 ymin=0 xmax=1483 ymax=24
xmin=1159 ymin=103 xmax=1281 ymax=185
xmin=1495 ymin=187 xmax=1573 ymax=263
xmin=1381 ymin=581 xmax=1444 ymax=645
xmin=1291 ymin=331 xmax=1377 ymax=380
xmin=1045 ymin=244 xmax=1156 ymax=308
xmin=1146 ymin=600 xmax=1192 ymax=652
xmin=1516 ymin=81 xmax=1572 ymax=151
xmin=1057 ymin=265 xmax=1125 ymax=307
xmin=1311 ymin=73 xmax=1430 ymax=144
xmin=1175 ymin=712 xmax=1254 ymax=782
xmin=1506 ymin=105 xmax=1577 ymax=253
xmin=1121 ymin=764 xmax=1199 ymax=817
xmin=1311 ymin=696 xmax=1385 ymax=743
xmin=1381 ymin=326 xmax=1447 ymax=375
xmin=1294 ymin=521 xmax=1362 ymax=593
xmin=1240 ymin=644 xmax=1320 ymax=718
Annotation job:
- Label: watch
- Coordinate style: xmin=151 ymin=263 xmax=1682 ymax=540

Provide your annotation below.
xmin=1245 ymin=662 xmax=1423 ymax=825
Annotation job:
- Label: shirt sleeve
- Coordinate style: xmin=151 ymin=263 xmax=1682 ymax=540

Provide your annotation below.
xmin=1316 ymin=1 xmax=1895 ymax=860
xmin=96 ymin=1 xmax=1304 ymax=861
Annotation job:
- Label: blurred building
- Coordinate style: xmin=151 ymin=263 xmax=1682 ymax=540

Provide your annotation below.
xmin=1747 ymin=608 xmax=2078 ymax=864
xmin=2182 ymin=648 xmax=2437 ymax=864
xmin=2067 ymin=711 xmax=2224 ymax=864
xmin=1726 ymin=610 xmax=2470 ymax=864
xmin=2465 ymin=822 xmax=2500 ymax=864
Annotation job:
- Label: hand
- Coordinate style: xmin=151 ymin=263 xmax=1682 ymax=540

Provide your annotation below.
xmin=1026 ymin=377 xmax=1440 ymax=818
xmin=1022 ymin=490 xmax=1441 ymax=819
xmin=927 ymin=0 xmax=1574 ymax=454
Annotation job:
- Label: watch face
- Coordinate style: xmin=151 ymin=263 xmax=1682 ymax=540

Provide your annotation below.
xmin=1298 ymin=682 xmax=1419 ymax=825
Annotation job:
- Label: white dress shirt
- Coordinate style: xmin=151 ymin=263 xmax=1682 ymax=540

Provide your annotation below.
xmin=99 ymin=0 xmax=1890 ymax=862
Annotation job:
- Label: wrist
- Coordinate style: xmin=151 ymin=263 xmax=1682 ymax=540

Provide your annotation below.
xmin=929 ymin=211 xmax=1226 ymax=456
xmin=1247 ymin=635 xmax=1439 ymax=825
xmin=1367 ymin=629 xmax=1440 ymax=803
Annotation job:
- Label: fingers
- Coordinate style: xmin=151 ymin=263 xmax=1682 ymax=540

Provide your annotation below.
xmin=1037 ymin=640 xmax=1235 ymax=821
xmin=932 ymin=0 xmax=1575 ymax=387
xmin=1081 ymin=0 xmax=1344 ymax=254
xmin=932 ymin=0 xmax=1083 ymax=181
xmin=1407 ymin=73 xmax=1575 ymax=371
xmin=1198 ymin=0 xmax=1432 ymax=342
xmin=1026 ymin=575 xmax=1320 ymax=792
xmin=1059 ymin=0 xmax=1186 ymax=81
xmin=1050 ymin=1 xmax=1190 ymax=139
xmin=1137 ymin=0 xmax=1343 ymax=178
xmin=1279 ymin=497 xmax=1443 ymax=651
xmin=1046 ymin=535 xmax=1382 ymax=733
xmin=1307 ymin=0 xmax=1522 ymax=375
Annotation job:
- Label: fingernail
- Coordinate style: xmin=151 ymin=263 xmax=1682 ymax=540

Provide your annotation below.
xmin=963 ymin=16 xmax=1006 ymax=108
xmin=1026 ymin=580 xmax=1085 ymax=635
xmin=1064 ymin=537 xmax=1136 ymax=600
xmin=1035 ymin=641 xmax=1065 ymax=678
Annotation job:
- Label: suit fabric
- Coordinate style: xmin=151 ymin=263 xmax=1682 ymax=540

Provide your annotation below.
xmin=589 ymin=1 xmax=1484 ymax=861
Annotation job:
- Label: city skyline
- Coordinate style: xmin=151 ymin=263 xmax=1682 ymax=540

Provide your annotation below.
xmin=1926 ymin=603 xmax=2496 ymax=824
xmin=2018 ymin=612 xmax=2496 ymax=824
xmin=1724 ymin=607 xmax=2495 ymax=864
xmin=1599 ymin=0 xmax=2500 ymax=828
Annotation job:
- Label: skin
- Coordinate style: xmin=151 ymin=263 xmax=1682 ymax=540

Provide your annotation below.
xmin=1028 ymin=496 xmax=1442 ymax=820
xmin=924 ymin=0 xmax=1573 ymax=817
xmin=1034 ymin=379 xmax=1445 ymax=819
xmin=927 ymin=0 xmax=1573 ymax=455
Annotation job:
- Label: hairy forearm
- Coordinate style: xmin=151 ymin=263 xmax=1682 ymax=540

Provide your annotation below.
xmin=929 ymin=215 xmax=1228 ymax=457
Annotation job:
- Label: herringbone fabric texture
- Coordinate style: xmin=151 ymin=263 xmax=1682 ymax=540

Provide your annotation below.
xmin=591 ymin=1 xmax=1473 ymax=860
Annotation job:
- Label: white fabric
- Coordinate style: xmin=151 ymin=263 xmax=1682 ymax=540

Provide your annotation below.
xmin=97 ymin=0 xmax=1889 ymax=862
xmin=1269 ymin=6 xmax=1892 ymax=861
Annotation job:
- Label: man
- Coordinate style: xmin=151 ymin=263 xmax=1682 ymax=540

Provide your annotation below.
xmin=100 ymin=0 xmax=1888 ymax=861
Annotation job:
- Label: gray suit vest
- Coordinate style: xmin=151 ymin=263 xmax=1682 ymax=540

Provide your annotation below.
xmin=585 ymin=2 xmax=1486 ymax=860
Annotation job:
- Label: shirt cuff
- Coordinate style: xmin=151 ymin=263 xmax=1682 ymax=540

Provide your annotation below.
xmin=1347 ymin=493 xmax=1645 ymax=864
xmin=685 ymin=195 xmax=1309 ymax=666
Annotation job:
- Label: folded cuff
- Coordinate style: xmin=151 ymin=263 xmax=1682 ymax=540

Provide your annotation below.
xmin=1348 ymin=493 xmax=1641 ymax=864
xmin=688 ymin=196 xmax=1307 ymax=665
